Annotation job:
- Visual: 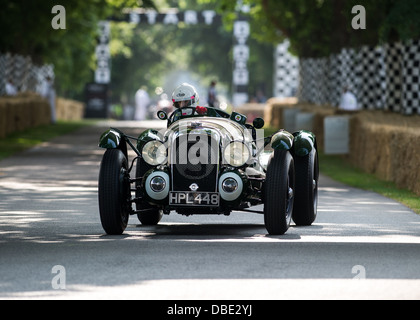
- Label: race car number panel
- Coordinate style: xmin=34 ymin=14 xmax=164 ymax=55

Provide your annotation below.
xmin=169 ymin=192 xmax=220 ymax=206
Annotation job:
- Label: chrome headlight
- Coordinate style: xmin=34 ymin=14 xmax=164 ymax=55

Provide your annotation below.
xmin=223 ymin=141 xmax=250 ymax=167
xmin=142 ymin=141 xmax=167 ymax=166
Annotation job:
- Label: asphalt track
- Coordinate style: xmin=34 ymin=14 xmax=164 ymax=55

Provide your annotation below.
xmin=0 ymin=120 xmax=419 ymax=300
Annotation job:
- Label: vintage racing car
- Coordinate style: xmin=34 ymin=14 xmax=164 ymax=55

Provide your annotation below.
xmin=98 ymin=83 xmax=319 ymax=235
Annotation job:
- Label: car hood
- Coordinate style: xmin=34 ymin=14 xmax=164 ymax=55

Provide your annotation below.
xmin=165 ymin=117 xmax=252 ymax=145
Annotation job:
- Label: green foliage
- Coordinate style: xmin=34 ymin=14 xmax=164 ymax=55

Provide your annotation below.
xmin=0 ymin=0 xmax=273 ymax=101
xmin=110 ymin=23 xmax=179 ymax=101
xmin=201 ymin=0 xmax=420 ymax=57
xmin=0 ymin=0 xmax=156 ymax=98
xmin=380 ymin=0 xmax=420 ymax=42
xmin=110 ymin=0 xmax=274 ymax=103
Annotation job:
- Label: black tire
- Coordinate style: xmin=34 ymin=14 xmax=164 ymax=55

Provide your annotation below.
xmin=264 ymin=150 xmax=295 ymax=235
xmin=135 ymin=158 xmax=163 ymax=225
xmin=137 ymin=210 xmax=163 ymax=225
xmin=292 ymin=149 xmax=319 ymax=226
xmin=98 ymin=149 xmax=130 ymax=235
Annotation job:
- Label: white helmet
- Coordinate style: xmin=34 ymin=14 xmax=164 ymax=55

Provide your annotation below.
xmin=172 ymin=83 xmax=199 ymax=109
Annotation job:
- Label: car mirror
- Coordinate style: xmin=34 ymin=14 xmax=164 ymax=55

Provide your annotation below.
xmin=253 ymin=117 xmax=265 ymax=129
xmin=157 ymin=111 xmax=168 ymax=120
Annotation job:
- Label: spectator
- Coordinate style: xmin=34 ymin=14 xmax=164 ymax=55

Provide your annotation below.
xmin=339 ymin=86 xmax=359 ymax=111
xmin=134 ymin=86 xmax=150 ymax=121
xmin=207 ymin=80 xmax=217 ymax=108
xmin=5 ymin=79 xmax=17 ymax=96
xmin=256 ymin=89 xmax=267 ymax=103
xmin=42 ymin=76 xmax=57 ymax=124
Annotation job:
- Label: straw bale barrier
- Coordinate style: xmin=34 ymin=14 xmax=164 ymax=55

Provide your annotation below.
xmin=265 ymin=99 xmax=420 ymax=196
xmin=265 ymin=98 xmax=335 ymax=149
xmin=0 ymin=93 xmax=85 ymax=139
xmin=349 ymin=111 xmax=420 ymax=195
xmin=264 ymin=97 xmax=299 ymax=129
xmin=234 ymin=103 xmax=267 ymax=122
xmin=56 ymin=98 xmax=85 ymax=121
xmin=0 ymin=93 xmax=50 ymax=138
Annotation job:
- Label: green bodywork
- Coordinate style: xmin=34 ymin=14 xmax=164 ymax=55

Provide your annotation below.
xmin=293 ymin=130 xmax=316 ymax=156
xmin=270 ymin=131 xmax=294 ymax=151
xmin=98 ymin=129 xmax=122 ymax=149
xmin=270 ymin=130 xmax=316 ymax=156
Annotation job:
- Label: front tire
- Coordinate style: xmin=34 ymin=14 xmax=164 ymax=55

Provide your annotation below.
xmin=264 ymin=150 xmax=295 ymax=235
xmin=98 ymin=149 xmax=130 ymax=235
xmin=292 ymin=149 xmax=319 ymax=226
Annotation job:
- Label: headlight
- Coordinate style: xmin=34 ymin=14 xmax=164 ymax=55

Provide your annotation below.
xmin=223 ymin=142 xmax=250 ymax=167
xmin=142 ymin=141 xmax=167 ymax=166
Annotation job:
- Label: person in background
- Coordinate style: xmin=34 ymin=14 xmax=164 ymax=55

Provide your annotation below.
xmin=5 ymin=78 xmax=17 ymax=96
xmin=42 ymin=76 xmax=56 ymax=124
xmin=134 ymin=86 xmax=150 ymax=121
xmin=256 ymin=89 xmax=267 ymax=103
xmin=207 ymin=80 xmax=217 ymax=108
xmin=339 ymin=86 xmax=359 ymax=111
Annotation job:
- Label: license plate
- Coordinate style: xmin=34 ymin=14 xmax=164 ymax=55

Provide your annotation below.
xmin=169 ymin=192 xmax=220 ymax=206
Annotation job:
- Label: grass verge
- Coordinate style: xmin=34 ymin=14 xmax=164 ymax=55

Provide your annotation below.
xmin=0 ymin=120 xmax=95 ymax=161
xmin=319 ymin=152 xmax=420 ymax=215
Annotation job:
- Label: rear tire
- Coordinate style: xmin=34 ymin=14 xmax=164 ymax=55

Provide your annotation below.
xmin=264 ymin=150 xmax=295 ymax=235
xmin=292 ymin=149 xmax=319 ymax=226
xmin=98 ymin=149 xmax=130 ymax=235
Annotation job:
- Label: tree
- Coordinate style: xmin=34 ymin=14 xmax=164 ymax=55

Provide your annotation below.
xmin=0 ymin=0 xmax=156 ymax=97
xmin=200 ymin=0 xmax=420 ymax=58
xmin=380 ymin=0 xmax=420 ymax=43
xmin=110 ymin=0 xmax=274 ymax=103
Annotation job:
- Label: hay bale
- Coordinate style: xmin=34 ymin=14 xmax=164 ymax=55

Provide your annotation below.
xmin=265 ymin=97 xmax=298 ymax=128
xmin=5 ymin=100 xmax=16 ymax=136
xmin=263 ymin=103 xmax=420 ymax=196
xmin=234 ymin=103 xmax=266 ymax=122
xmin=0 ymin=94 xmax=52 ymax=138
xmin=56 ymin=98 xmax=85 ymax=121
xmin=0 ymin=103 xmax=6 ymax=139
xmin=296 ymin=104 xmax=336 ymax=150
xmin=37 ymin=99 xmax=51 ymax=126
xmin=349 ymin=110 xmax=420 ymax=196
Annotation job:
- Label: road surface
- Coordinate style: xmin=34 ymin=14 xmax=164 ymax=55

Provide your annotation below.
xmin=0 ymin=121 xmax=420 ymax=300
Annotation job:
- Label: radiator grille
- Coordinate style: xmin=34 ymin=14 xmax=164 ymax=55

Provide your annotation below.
xmin=171 ymin=135 xmax=219 ymax=192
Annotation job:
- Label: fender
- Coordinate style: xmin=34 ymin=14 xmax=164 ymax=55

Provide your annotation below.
xmin=137 ymin=129 xmax=164 ymax=151
xmin=99 ymin=129 xmax=122 ymax=149
xmin=99 ymin=128 xmax=128 ymax=159
xmin=270 ymin=130 xmax=294 ymax=151
xmin=293 ymin=130 xmax=316 ymax=156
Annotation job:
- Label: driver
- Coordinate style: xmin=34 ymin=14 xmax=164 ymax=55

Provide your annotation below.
xmin=172 ymin=83 xmax=199 ymax=116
